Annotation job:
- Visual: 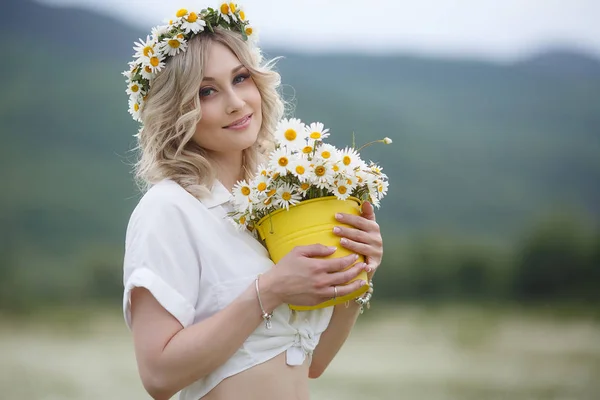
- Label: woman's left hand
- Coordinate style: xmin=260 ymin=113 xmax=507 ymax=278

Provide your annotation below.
xmin=332 ymin=201 xmax=383 ymax=281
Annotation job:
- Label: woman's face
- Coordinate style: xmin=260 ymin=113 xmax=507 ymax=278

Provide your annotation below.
xmin=192 ymin=41 xmax=262 ymax=156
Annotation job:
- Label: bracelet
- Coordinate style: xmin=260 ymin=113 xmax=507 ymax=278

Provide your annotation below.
xmin=255 ymin=274 xmax=273 ymax=329
xmin=348 ymin=280 xmax=374 ymax=314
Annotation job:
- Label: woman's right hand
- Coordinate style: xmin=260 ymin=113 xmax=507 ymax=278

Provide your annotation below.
xmin=260 ymin=244 xmax=368 ymax=309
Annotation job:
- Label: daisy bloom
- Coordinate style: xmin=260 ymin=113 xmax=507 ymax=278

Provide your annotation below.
xmin=368 ymin=162 xmax=388 ymax=179
xmin=218 ymin=2 xmax=237 ymax=23
xmin=126 ymin=80 xmax=143 ymax=97
xmin=141 ymin=51 xmax=165 ymax=74
xmin=232 ymin=180 xmax=254 ymax=213
xmin=309 ymin=160 xmax=335 ymax=189
xmin=160 ymin=33 xmax=187 ymax=56
xmin=332 ymin=180 xmax=353 ymax=201
xmin=244 ymin=25 xmax=258 ymax=42
xmin=128 ymin=98 xmax=142 ymax=121
xmin=140 ymin=64 xmax=154 ymax=80
xmin=297 ymin=181 xmax=312 ymax=196
xmin=180 ymin=11 xmax=206 ymax=34
xmin=274 ymin=118 xmax=307 ymax=150
xmin=289 ymin=158 xmax=311 ymax=182
xmin=338 ymin=147 xmax=362 ymax=173
xmin=151 ymin=24 xmax=171 ymax=41
xmin=268 ymin=147 xmax=293 ymax=176
xmin=274 ymin=183 xmax=302 ymax=211
xmin=253 ymin=174 xmax=270 ymax=195
xmin=313 ymin=143 xmax=339 ymax=164
xmin=300 ymin=145 xmax=315 ymax=160
xmin=133 ymin=36 xmax=157 ymax=64
xmin=305 ymin=122 xmax=330 ymax=143
xmin=237 ymin=6 xmax=248 ymax=21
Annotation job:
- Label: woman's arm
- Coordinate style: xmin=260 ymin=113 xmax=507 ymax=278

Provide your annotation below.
xmin=130 ymin=282 xmax=280 ymax=400
xmin=308 ymin=300 xmax=362 ymax=378
xmin=309 ymin=201 xmax=383 ymax=378
xmin=130 ymin=244 xmax=364 ymax=400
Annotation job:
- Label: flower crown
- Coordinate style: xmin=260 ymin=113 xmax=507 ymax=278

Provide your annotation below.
xmin=123 ymin=3 xmax=255 ymax=123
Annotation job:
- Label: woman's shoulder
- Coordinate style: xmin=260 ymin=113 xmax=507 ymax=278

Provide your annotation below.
xmin=129 ymin=179 xmax=204 ymax=225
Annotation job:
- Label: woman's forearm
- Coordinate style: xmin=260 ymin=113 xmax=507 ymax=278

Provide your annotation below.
xmin=150 ymin=280 xmax=281 ymax=399
xmin=308 ymin=301 xmax=362 ymax=378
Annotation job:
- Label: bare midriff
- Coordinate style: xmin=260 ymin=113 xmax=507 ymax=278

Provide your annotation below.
xmin=201 ymin=352 xmax=310 ymax=400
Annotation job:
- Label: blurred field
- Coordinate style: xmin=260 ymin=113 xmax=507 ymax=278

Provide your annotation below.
xmin=1 ymin=304 xmax=599 ymax=400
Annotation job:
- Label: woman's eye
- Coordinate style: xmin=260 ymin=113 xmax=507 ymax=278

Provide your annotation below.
xmin=234 ymin=73 xmax=250 ymax=84
xmin=199 ymin=87 xmax=215 ymax=97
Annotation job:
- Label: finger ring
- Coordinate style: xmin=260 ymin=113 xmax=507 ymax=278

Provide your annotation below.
xmin=333 ymin=286 xmax=338 ymax=300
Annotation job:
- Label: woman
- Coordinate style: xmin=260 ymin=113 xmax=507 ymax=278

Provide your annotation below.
xmin=122 ymin=4 xmax=384 ymax=400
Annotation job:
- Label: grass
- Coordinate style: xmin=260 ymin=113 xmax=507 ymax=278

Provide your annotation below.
xmin=0 ymin=303 xmax=599 ymax=399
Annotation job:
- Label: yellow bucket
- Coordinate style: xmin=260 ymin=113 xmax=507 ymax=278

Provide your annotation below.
xmin=256 ymin=196 xmax=369 ymax=311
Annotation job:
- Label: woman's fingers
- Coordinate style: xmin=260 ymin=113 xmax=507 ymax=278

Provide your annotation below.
xmin=320 ymin=253 xmax=359 ymax=273
xmin=324 ymin=262 xmax=366 ymax=287
xmin=323 ymin=278 xmax=367 ymax=299
xmin=335 ymin=213 xmax=379 ymax=233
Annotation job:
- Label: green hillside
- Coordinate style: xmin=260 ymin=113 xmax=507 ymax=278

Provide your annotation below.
xmin=2 ymin=1 xmax=600 ymax=301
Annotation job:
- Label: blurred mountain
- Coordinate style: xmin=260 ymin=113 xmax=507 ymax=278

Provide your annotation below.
xmin=2 ymin=0 xmax=600 ymax=261
xmin=515 ymin=48 xmax=600 ymax=78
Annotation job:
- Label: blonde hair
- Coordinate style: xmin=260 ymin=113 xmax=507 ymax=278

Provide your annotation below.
xmin=134 ymin=28 xmax=284 ymax=199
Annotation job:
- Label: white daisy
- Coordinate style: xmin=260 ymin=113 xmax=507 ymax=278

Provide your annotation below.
xmin=133 ymin=36 xmax=157 ymax=63
xmin=218 ymin=2 xmax=238 ymax=23
xmin=332 ymin=179 xmax=353 ymax=201
xmin=268 ymin=147 xmax=293 ymax=176
xmin=305 ymin=122 xmax=330 ymax=143
xmin=180 ymin=11 xmax=206 ymax=34
xmin=252 ymin=174 xmax=271 ymax=196
xmin=126 ymin=80 xmax=143 ymax=97
xmin=160 ymin=33 xmax=187 ymax=56
xmin=140 ymin=64 xmax=154 ymax=80
xmin=274 ymin=118 xmax=307 ymax=150
xmin=313 ymin=143 xmax=339 ymax=164
xmin=232 ymin=180 xmax=255 ymax=213
xmin=297 ymin=181 xmax=312 ymax=196
xmin=255 ymin=163 xmax=272 ymax=178
xmin=141 ymin=51 xmax=165 ymax=74
xmin=369 ymin=162 xmax=388 ymax=179
xmin=308 ymin=160 xmax=335 ymax=190
xmin=128 ymin=97 xmax=142 ymax=121
xmin=274 ymin=183 xmax=302 ymax=211
xmin=300 ymin=144 xmax=314 ymax=159
xmin=289 ymin=158 xmax=311 ymax=182
xmin=338 ymin=147 xmax=362 ymax=173
xmin=244 ymin=24 xmax=258 ymax=42
xmin=237 ymin=5 xmax=248 ymax=21
xmin=228 ymin=213 xmax=249 ymax=231
xmin=151 ymin=24 xmax=171 ymax=41
xmin=375 ymin=179 xmax=389 ymax=198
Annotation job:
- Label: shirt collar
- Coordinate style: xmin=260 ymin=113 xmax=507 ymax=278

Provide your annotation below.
xmin=200 ymin=179 xmax=234 ymax=209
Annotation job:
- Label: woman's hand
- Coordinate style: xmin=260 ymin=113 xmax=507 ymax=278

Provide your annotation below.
xmin=263 ymin=244 xmax=368 ymax=309
xmin=332 ymin=201 xmax=383 ymax=281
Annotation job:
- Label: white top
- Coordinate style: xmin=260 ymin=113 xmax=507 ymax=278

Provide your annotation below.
xmin=122 ymin=179 xmax=334 ymax=400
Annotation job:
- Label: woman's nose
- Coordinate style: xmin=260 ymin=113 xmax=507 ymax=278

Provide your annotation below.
xmin=225 ymin=90 xmax=246 ymax=114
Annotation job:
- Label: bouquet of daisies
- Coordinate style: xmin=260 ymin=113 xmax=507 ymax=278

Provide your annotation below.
xmin=228 ymin=118 xmax=391 ymax=233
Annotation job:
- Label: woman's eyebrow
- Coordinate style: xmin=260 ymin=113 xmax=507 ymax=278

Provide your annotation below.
xmin=202 ymin=64 xmax=245 ymax=81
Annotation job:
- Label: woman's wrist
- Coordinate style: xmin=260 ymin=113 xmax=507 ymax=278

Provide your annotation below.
xmin=254 ymin=271 xmax=284 ymax=314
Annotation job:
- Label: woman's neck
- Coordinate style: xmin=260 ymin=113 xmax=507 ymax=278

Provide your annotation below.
xmin=210 ymin=151 xmax=245 ymax=192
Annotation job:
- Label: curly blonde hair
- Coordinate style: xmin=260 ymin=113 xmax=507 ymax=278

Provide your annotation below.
xmin=134 ymin=28 xmax=284 ymax=199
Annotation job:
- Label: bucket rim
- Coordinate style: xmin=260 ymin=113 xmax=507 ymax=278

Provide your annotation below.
xmin=255 ymin=195 xmax=361 ymax=229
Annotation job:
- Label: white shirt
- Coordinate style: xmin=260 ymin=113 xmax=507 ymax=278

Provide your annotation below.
xmin=122 ymin=179 xmax=333 ymax=400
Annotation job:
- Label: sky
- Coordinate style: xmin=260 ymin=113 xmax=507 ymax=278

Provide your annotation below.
xmin=39 ymin=0 xmax=600 ymax=62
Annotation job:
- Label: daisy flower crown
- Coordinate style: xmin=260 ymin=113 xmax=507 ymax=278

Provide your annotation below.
xmin=123 ymin=3 xmax=256 ymax=123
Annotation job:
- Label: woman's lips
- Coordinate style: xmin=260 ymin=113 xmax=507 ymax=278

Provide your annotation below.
xmin=224 ymin=114 xmax=252 ymax=130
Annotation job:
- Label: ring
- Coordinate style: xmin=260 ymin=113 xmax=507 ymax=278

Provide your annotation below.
xmin=333 ymin=286 xmax=338 ymax=300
